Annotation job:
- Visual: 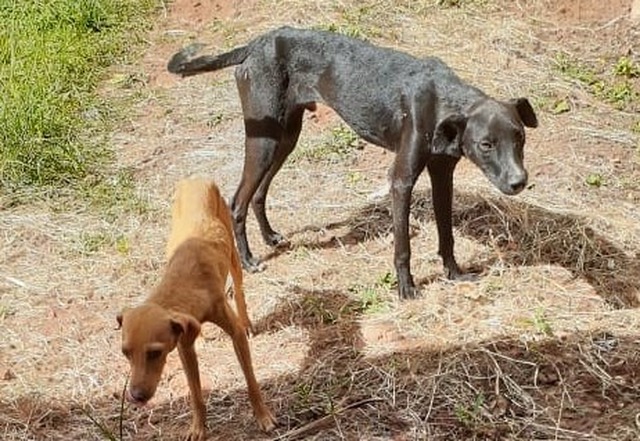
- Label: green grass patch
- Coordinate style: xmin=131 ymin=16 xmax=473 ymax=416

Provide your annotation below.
xmin=553 ymin=53 xmax=640 ymax=111
xmin=314 ymin=2 xmax=397 ymax=41
xmin=349 ymin=272 xmax=396 ymax=315
xmin=292 ymin=124 xmax=363 ymax=164
xmin=0 ymin=0 xmax=159 ymax=195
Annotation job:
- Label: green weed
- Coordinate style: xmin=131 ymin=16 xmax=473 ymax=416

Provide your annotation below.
xmin=349 ymin=272 xmax=395 ymax=314
xmin=551 ymin=98 xmax=571 ymax=115
xmin=613 ymin=56 xmax=640 ymax=79
xmin=532 ymin=308 xmax=553 ymax=336
xmin=65 ymin=167 xmax=153 ymax=222
xmin=454 ymin=393 xmax=486 ymax=427
xmin=585 ymin=172 xmax=603 ymax=188
xmin=377 ymin=271 xmax=397 ymax=291
xmin=481 ymin=277 xmax=503 ymax=296
xmin=75 ymin=229 xmax=130 ymax=256
xmin=316 ymin=22 xmax=366 ymax=40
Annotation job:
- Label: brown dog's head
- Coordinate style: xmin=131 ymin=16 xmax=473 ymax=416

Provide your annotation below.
xmin=116 ymin=304 xmax=200 ymax=405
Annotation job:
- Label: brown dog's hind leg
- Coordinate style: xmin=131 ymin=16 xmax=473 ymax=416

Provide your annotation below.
xmin=229 ymin=243 xmax=253 ymax=336
xmin=212 ymin=301 xmax=276 ymax=432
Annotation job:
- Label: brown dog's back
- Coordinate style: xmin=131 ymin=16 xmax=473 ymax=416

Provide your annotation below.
xmin=166 ymin=178 xmax=235 ymax=260
xmin=164 ymin=178 xmax=247 ymax=328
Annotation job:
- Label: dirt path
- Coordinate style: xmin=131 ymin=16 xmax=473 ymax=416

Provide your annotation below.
xmin=1 ymin=0 xmax=640 ymax=440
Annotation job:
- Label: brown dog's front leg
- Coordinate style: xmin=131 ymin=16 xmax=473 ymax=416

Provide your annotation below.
xmin=177 ymin=342 xmax=207 ymax=441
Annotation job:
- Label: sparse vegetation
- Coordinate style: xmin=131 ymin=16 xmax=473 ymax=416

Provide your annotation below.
xmin=315 ymin=3 xmax=389 ymax=40
xmin=293 ymin=124 xmax=362 ymax=163
xmin=553 ymin=52 xmax=640 ymax=110
xmin=349 ymin=273 xmax=395 ymax=314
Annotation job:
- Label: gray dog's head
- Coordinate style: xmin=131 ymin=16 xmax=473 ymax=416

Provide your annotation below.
xmin=432 ymin=97 xmax=538 ymax=195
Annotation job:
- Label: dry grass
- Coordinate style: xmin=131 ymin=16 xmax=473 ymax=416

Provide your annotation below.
xmin=1 ymin=0 xmax=640 ymax=440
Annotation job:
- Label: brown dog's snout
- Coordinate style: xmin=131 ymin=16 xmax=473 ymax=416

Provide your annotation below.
xmin=127 ymin=386 xmax=152 ymax=404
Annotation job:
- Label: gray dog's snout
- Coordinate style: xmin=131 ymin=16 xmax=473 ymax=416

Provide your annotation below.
xmin=508 ymin=174 xmax=528 ymax=194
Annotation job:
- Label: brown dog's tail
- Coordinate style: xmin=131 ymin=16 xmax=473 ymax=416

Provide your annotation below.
xmin=167 ymin=43 xmax=250 ymax=77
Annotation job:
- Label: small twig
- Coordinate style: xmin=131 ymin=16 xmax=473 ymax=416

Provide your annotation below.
xmin=481 ymin=347 xmax=538 ymax=368
xmin=271 ymin=397 xmax=384 ymax=441
xmin=119 ymin=376 xmax=129 ymax=440
xmin=3 ymin=275 xmax=27 ymax=288
xmin=424 ymin=357 xmax=443 ymax=423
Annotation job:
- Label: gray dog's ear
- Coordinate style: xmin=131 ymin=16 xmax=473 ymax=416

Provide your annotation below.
xmin=510 ymin=98 xmax=538 ymax=128
xmin=432 ymin=114 xmax=467 ymax=158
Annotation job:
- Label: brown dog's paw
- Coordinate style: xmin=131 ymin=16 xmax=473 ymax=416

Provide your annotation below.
xmin=184 ymin=425 xmax=206 ymax=441
xmin=256 ymin=408 xmax=277 ymax=433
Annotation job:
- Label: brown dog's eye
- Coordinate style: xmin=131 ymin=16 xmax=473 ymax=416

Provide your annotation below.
xmin=147 ymin=350 xmax=162 ymax=361
xmin=478 ymin=141 xmax=494 ymax=152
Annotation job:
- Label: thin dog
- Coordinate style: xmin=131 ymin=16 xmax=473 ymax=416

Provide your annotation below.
xmin=167 ymin=27 xmax=538 ymax=299
xmin=117 ymin=178 xmax=276 ymax=441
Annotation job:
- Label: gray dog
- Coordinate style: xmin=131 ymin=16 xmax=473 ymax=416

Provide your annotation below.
xmin=168 ymin=26 xmax=538 ymax=299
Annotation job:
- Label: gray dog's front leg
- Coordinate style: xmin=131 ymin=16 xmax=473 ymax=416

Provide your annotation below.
xmin=427 ymin=157 xmax=474 ymax=281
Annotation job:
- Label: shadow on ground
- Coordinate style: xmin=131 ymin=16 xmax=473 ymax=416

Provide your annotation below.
xmin=3 ymin=285 xmax=640 ymax=440
xmin=267 ymin=190 xmax=640 ymax=309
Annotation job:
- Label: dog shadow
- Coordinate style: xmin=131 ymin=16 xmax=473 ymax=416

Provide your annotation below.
xmin=8 ymin=285 xmax=640 ymax=440
xmin=269 ymin=190 xmax=640 ymax=308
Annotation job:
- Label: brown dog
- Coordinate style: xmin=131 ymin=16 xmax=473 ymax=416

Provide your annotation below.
xmin=117 ymin=178 xmax=276 ymax=441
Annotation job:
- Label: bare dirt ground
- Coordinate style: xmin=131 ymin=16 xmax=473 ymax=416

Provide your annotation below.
xmin=1 ymin=0 xmax=640 ymax=440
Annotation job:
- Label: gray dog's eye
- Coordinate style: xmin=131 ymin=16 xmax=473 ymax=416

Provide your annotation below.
xmin=478 ymin=141 xmax=494 ymax=152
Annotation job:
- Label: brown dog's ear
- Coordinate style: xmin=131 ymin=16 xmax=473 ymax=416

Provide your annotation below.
xmin=170 ymin=313 xmax=201 ymax=345
xmin=510 ymin=97 xmax=538 ymax=128
xmin=432 ymin=113 xmax=467 ymax=158
xmin=116 ymin=310 xmax=125 ymax=330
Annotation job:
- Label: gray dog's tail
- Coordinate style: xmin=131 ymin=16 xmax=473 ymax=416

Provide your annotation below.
xmin=167 ymin=43 xmax=250 ymax=77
